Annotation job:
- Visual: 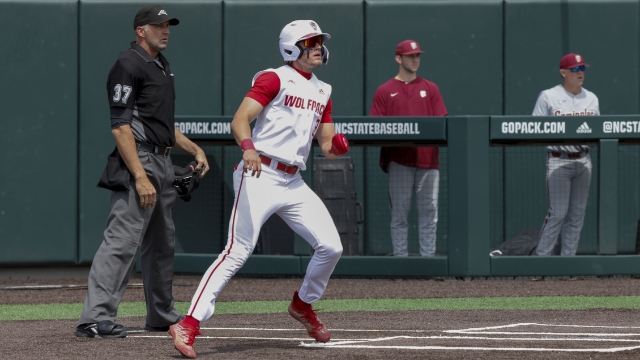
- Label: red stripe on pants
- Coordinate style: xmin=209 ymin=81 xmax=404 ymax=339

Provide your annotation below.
xmin=189 ymin=173 xmax=245 ymax=316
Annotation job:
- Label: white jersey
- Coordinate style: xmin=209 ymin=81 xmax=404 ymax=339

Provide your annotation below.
xmin=251 ymin=65 xmax=332 ymax=171
xmin=532 ymin=84 xmax=600 ymax=153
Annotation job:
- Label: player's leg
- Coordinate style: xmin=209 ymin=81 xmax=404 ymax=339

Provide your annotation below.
xmin=139 ymin=154 xmax=182 ymax=329
xmin=561 ymin=156 xmax=592 ymax=255
xmin=388 ymin=161 xmax=416 ymax=256
xmin=536 ymin=157 xmax=571 ymax=255
xmin=278 ymin=177 xmax=342 ymax=303
xmin=77 ymin=156 xmax=154 ymax=336
xmin=278 ymin=176 xmax=341 ymax=342
xmin=415 ymin=168 xmax=439 ymax=256
xmin=186 ymin=164 xmax=281 ymax=322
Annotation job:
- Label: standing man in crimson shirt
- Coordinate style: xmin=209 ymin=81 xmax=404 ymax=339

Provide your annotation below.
xmin=370 ymin=39 xmax=447 ymax=257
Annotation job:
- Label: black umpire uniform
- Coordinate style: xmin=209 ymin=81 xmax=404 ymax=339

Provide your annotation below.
xmin=77 ymin=6 xmax=182 ymax=338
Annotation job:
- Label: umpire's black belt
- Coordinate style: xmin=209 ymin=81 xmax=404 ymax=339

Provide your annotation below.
xmin=137 ymin=142 xmax=172 ymax=156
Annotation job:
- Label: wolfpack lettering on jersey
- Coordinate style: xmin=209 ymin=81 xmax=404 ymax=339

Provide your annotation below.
xmin=283 ymin=95 xmax=326 ymax=116
xmin=532 ymin=84 xmax=599 ymax=153
xmin=251 ymin=66 xmax=332 ymax=170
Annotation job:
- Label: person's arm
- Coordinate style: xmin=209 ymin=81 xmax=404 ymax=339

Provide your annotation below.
xmin=316 ymin=99 xmax=348 ymax=159
xmin=112 ymin=125 xmax=156 ymax=209
xmin=107 ymin=60 xmax=158 ymax=208
xmin=231 ymin=97 xmax=264 ymax=177
xmin=430 ymin=83 xmax=448 ymax=116
xmin=369 ymin=87 xmax=387 ymax=116
xmin=532 ymin=92 xmax=549 ymax=116
xmin=174 ymin=127 xmax=209 ymax=177
xmin=316 ymin=123 xmax=339 ymax=159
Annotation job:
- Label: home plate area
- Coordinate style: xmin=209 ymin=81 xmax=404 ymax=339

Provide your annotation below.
xmin=130 ymin=323 xmax=640 ymax=353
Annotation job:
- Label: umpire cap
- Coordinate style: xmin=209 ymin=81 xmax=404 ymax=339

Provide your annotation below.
xmin=133 ymin=5 xmax=180 ymax=29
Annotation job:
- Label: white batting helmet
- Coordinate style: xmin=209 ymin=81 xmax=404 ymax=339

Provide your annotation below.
xmin=279 ymin=20 xmax=331 ymax=64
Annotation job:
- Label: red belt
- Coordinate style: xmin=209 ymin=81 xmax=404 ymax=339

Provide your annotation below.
xmin=551 ymin=151 xmax=585 ymax=159
xmin=259 ymin=155 xmax=299 ymax=175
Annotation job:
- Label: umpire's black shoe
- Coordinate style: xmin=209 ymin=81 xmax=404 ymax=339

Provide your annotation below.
xmin=144 ymin=315 xmax=185 ymax=332
xmin=75 ymin=320 xmax=128 ymax=338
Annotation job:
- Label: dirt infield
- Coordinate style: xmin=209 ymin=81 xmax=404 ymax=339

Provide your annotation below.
xmin=3 ymin=276 xmax=640 ymax=304
xmin=3 ymin=276 xmax=640 ymax=359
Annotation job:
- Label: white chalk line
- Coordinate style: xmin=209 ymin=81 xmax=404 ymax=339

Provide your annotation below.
xmin=446 ymin=323 xmax=640 ymax=337
xmin=127 ymin=323 xmax=640 ymax=353
xmin=199 ymin=327 xmax=434 ymax=332
xmin=447 ymin=323 xmax=640 ymax=333
xmin=446 ymin=323 xmax=538 ymax=332
xmin=299 ymin=343 xmax=640 ymax=352
xmin=448 ymin=331 xmax=640 ymax=337
xmin=129 ymin=334 xmax=640 ymax=345
xmin=130 ymin=335 xmax=312 ymax=341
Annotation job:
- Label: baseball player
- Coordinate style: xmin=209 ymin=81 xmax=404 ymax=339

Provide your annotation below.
xmin=532 ymin=53 xmax=599 ymax=256
xmin=169 ymin=20 xmax=349 ymax=358
xmin=370 ymin=40 xmax=447 ymax=257
xmin=75 ymin=5 xmax=209 ymax=338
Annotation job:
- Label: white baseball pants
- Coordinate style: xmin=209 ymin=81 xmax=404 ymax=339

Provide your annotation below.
xmin=187 ymin=160 xmax=343 ymax=322
xmin=536 ymin=153 xmax=592 ymax=256
xmin=388 ymin=161 xmax=439 ymax=257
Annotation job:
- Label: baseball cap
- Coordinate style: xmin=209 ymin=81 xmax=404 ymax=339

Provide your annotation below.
xmin=396 ymin=40 xmax=425 ymax=55
xmin=133 ymin=5 xmax=179 ymax=30
xmin=559 ymin=53 xmax=589 ymax=69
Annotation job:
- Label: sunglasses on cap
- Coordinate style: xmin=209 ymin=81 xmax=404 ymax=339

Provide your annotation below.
xmin=566 ymin=65 xmax=586 ymax=73
xmin=299 ymin=36 xmax=323 ymax=48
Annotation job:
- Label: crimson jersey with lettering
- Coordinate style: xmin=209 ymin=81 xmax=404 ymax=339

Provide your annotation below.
xmin=245 ymin=65 xmax=333 ymax=170
xmin=370 ymin=77 xmax=447 ymax=171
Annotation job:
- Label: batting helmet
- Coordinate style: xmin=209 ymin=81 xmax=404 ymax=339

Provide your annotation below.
xmin=279 ymin=20 xmax=331 ymax=65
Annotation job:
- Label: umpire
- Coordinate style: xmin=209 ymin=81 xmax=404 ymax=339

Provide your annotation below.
xmin=76 ymin=5 xmax=209 ymax=338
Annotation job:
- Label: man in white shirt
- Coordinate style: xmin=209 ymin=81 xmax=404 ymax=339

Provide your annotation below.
xmin=532 ymin=53 xmax=600 ymax=256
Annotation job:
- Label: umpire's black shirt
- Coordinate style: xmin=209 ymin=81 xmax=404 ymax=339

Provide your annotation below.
xmin=107 ymin=41 xmax=176 ymax=147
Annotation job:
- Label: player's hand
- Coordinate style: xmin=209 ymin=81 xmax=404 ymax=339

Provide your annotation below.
xmin=242 ymin=149 xmax=262 ymax=178
xmin=194 ymin=151 xmax=209 ymax=178
xmin=329 ymin=134 xmax=349 ymax=156
xmin=135 ymin=176 xmax=156 ymax=209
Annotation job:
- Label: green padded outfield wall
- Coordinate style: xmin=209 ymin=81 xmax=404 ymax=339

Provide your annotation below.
xmin=78 ymin=0 xmax=223 ymax=262
xmin=502 ymin=0 xmax=639 ymax=253
xmin=504 ymin=0 xmax=639 ymax=116
xmin=364 ymin=0 xmax=503 ymax=255
xmin=618 ymin=145 xmax=640 ymax=254
xmin=0 ymin=0 xmax=78 ymax=264
xmin=222 ymin=0 xmax=364 ymax=117
xmin=365 ymin=0 xmax=503 ymax=116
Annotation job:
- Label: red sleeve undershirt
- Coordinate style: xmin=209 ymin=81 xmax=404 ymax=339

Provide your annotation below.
xmin=245 ymin=70 xmax=333 ymax=123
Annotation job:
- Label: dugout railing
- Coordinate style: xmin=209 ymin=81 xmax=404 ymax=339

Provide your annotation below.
xmin=171 ymin=115 xmax=640 ymax=278
xmin=489 ymin=115 xmax=640 ymax=277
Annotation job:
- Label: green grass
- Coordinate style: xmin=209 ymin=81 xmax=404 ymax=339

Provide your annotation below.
xmin=3 ymin=296 xmax=640 ymax=321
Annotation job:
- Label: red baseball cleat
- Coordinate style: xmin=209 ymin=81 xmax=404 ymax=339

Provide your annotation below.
xmin=169 ymin=319 xmax=202 ymax=359
xmin=288 ymin=291 xmax=331 ymax=342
